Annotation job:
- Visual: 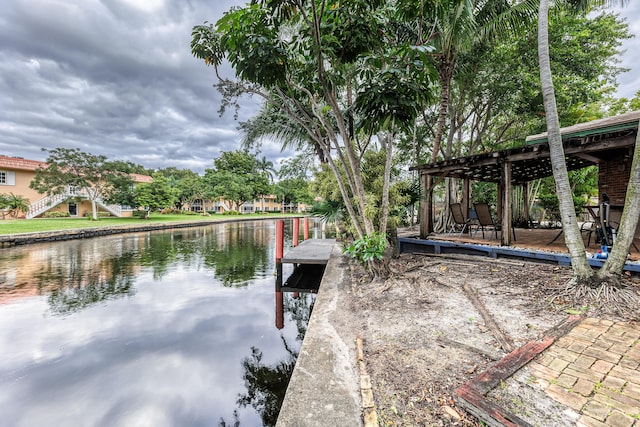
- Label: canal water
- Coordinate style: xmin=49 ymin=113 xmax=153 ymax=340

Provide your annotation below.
xmin=0 ymin=220 xmax=316 ymax=427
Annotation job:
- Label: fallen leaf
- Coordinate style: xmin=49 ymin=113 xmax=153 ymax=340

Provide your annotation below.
xmin=442 ymin=405 xmax=462 ymax=420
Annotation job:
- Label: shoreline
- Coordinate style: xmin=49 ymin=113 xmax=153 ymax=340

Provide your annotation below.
xmin=0 ymin=215 xmax=304 ymax=247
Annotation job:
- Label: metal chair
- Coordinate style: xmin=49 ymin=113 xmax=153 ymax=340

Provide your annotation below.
xmin=448 ymin=203 xmax=472 ymax=236
xmin=473 ymin=202 xmax=499 ymax=239
xmin=473 ymin=202 xmax=516 ymax=240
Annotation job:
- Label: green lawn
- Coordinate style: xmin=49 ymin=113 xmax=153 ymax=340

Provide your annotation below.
xmin=0 ymin=213 xmax=301 ymax=235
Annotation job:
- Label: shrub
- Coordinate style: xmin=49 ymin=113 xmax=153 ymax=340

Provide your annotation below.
xmin=84 ymin=211 xmax=111 ymax=218
xmin=343 ymin=232 xmax=388 ymax=265
xmin=161 ymin=207 xmax=181 ymax=215
xmin=42 ymin=211 xmax=71 ymax=218
xmin=222 ymin=210 xmax=240 ymax=215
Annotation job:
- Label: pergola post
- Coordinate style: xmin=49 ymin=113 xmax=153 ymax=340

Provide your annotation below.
xmin=419 ymin=173 xmax=433 ymax=238
xmin=462 ymin=178 xmax=470 ymax=222
xmin=501 ymin=161 xmax=513 ymax=246
xmin=497 ymin=183 xmax=503 ymax=222
xmin=523 ymin=182 xmax=531 ymax=228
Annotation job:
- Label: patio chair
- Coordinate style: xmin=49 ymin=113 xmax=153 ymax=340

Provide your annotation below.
xmin=448 ymin=203 xmax=472 ymax=236
xmin=473 ymin=202 xmax=516 ymax=240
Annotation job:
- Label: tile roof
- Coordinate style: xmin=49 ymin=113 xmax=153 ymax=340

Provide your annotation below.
xmin=0 ymin=155 xmax=47 ymax=171
xmin=0 ymin=155 xmax=153 ymax=182
xmin=131 ymin=173 xmax=153 ymax=183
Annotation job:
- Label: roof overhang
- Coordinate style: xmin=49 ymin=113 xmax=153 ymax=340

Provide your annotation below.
xmin=410 ymin=112 xmax=640 ymax=184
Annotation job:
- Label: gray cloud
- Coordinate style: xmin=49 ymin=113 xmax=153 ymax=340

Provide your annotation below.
xmin=0 ymin=0 xmax=291 ymax=174
xmin=611 ymin=3 xmax=640 ymax=99
xmin=0 ymin=1 xmax=638 ymax=174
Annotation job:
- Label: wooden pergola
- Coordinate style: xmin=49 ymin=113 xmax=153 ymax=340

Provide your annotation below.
xmin=410 ymin=111 xmax=640 ymax=246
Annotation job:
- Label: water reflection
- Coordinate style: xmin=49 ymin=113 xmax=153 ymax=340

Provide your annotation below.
xmin=236 ymin=292 xmax=315 ymax=426
xmin=0 ymin=220 xmax=317 ymax=426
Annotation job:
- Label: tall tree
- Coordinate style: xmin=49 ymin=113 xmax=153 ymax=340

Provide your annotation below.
xmin=30 ymin=148 xmax=133 ymax=220
xmin=537 ymin=0 xmax=631 ymax=285
xmin=134 ymin=173 xmax=178 ymax=218
xmin=157 ymin=167 xmax=204 ymax=210
xmin=257 ymin=156 xmax=276 ymax=183
xmin=192 ymin=0 xmax=434 ymax=277
xmin=203 ymin=151 xmax=270 ymax=212
xmin=397 ymin=0 xmax=540 ymax=233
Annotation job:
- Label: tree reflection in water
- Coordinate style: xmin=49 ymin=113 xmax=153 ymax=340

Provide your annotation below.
xmin=29 ymin=221 xmax=273 ymax=314
xmin=233 ymin=290 xmax=316 ymax=426
xmin=35 ymin=250 xmax=137 ymax=315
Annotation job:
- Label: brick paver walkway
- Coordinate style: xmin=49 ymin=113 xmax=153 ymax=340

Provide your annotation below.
xmin=527 ymin=318 xmax=640 ymax=427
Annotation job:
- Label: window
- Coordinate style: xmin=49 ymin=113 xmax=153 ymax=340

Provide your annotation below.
xmin=0 ymin=171 xmax=15 ymax=186
xmin=191 ymin=199 xmax=203 ymax=212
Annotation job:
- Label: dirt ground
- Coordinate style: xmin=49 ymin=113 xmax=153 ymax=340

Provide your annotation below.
xmin=338 ymin=252 xmax=640 ymax=426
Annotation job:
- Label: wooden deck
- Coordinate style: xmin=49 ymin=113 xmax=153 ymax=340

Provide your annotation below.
xmin=398 ymin=227 xmax=640 ymax=272
xmin=281 ymin=239 xmax=336 ymax=265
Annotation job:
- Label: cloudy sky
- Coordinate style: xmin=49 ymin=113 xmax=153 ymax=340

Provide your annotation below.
xmin=1 ymin=1 xmax=639 ymax=174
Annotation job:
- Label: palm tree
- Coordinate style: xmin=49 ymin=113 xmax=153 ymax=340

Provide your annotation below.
xmin=256 ymin=156 xmax=276 ymax=213
xmin=240 ymin=103 xmax=328 ymax=164
xmin=257 ymin=156 xmax=276 ymax=183
xmin=2 ymin=193 xmax=30 ymax=218
xmin=401 ymin=0 xmax=537 ymax=233
xmin=537 ymin=0 xmax=630 ymax=285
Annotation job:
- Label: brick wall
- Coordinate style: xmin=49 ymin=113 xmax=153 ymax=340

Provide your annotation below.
xmin=598 ymin=153 xmax=632 ymax=205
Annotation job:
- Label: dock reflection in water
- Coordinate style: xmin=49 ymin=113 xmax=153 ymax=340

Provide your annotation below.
xmin=0 ymin=220 xmax=315 ymax=427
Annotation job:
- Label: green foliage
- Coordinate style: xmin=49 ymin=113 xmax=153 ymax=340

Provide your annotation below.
xmin=203 ymin=150 xmax=270 ymax=211
xmin=399 ymin=8 xmax=634 ymax=167
xmin=156 ymin=167 xmax=204 ymax=210
xmin=538 ymin=192 xmax=586 ymax=218
xmin=191 ymin=0 xmax=434 ymax=244
xmin=608 ymin=90 xmax=640 ymax=115
xmin=0 ymin=192 xmax=30 ymax=217
xmin=30 ymin=147 xmax=135 ymax=220
xmin=134 ymin=173 xmax=179 ymax=217
xmin=343 ymin=232 xmax=388 ymax=265
xmin=276 ymin=177 xmax=313 ymax=206
xmin=317 ymin=0 xmax=383 ymax=64
xmin=354 ymin=65 xmax=433 ymax=133
xmin=42 ymin=211 xmax=71 ymax=218
xmin=222 ymin=210 xmax=241 ymax=215
xmin=83 ymin=211 xmax=112 ymax=218
xmin=160 ymin=207 xmax=182 ymax=214
xmin=215 ymin=5 xmax=288 ymax=87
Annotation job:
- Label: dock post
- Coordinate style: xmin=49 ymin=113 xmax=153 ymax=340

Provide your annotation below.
xmin=303 ymin=217 xmax=309 ymax=240
xmin=275 ymin=287 xmax=284 ymax=329
xmin=275 ymin=220 xmax=285 ymax=330
xmin=276 ymin=219 xmax=284 ymax=263
xmin=293 ymin=217 xmax=300 ymax=247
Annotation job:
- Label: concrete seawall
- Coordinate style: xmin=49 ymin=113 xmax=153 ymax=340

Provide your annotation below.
xmin=276 ymin=244 xmax=362 ymax=427
xmin=0 ymin=216 xmax=300 ymax=247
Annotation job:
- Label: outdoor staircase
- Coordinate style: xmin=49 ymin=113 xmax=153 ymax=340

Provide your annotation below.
xmin=26 ymin=189 xmax=123 ymax=219
xmin=215 ymin=201 xmax=229 ymax=212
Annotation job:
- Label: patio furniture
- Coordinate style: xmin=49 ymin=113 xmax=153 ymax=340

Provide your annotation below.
xmin=448 ymin=203 xmax=473 ymax=236
xmin=583 ymin=202 xmax=639 ymax=252
xmin=474 ymin=202 xmax=516 ymax=240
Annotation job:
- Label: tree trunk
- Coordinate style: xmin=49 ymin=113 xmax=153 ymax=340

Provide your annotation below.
xmin=538 ymin=0 xmax=593 ymax=282
xmin=91 ymin=199 xmax=98 ymax=221
xmin=596 ymin=120 xmax=640 ymax=284
xmin=432 ymin=62 xmax=452 ymax=163
xmin=379 ymin=133 xmax=394 ymax=234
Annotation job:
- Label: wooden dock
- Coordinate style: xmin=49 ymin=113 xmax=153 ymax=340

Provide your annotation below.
xmin=281 ymin=239 xmax=336 ymax=265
